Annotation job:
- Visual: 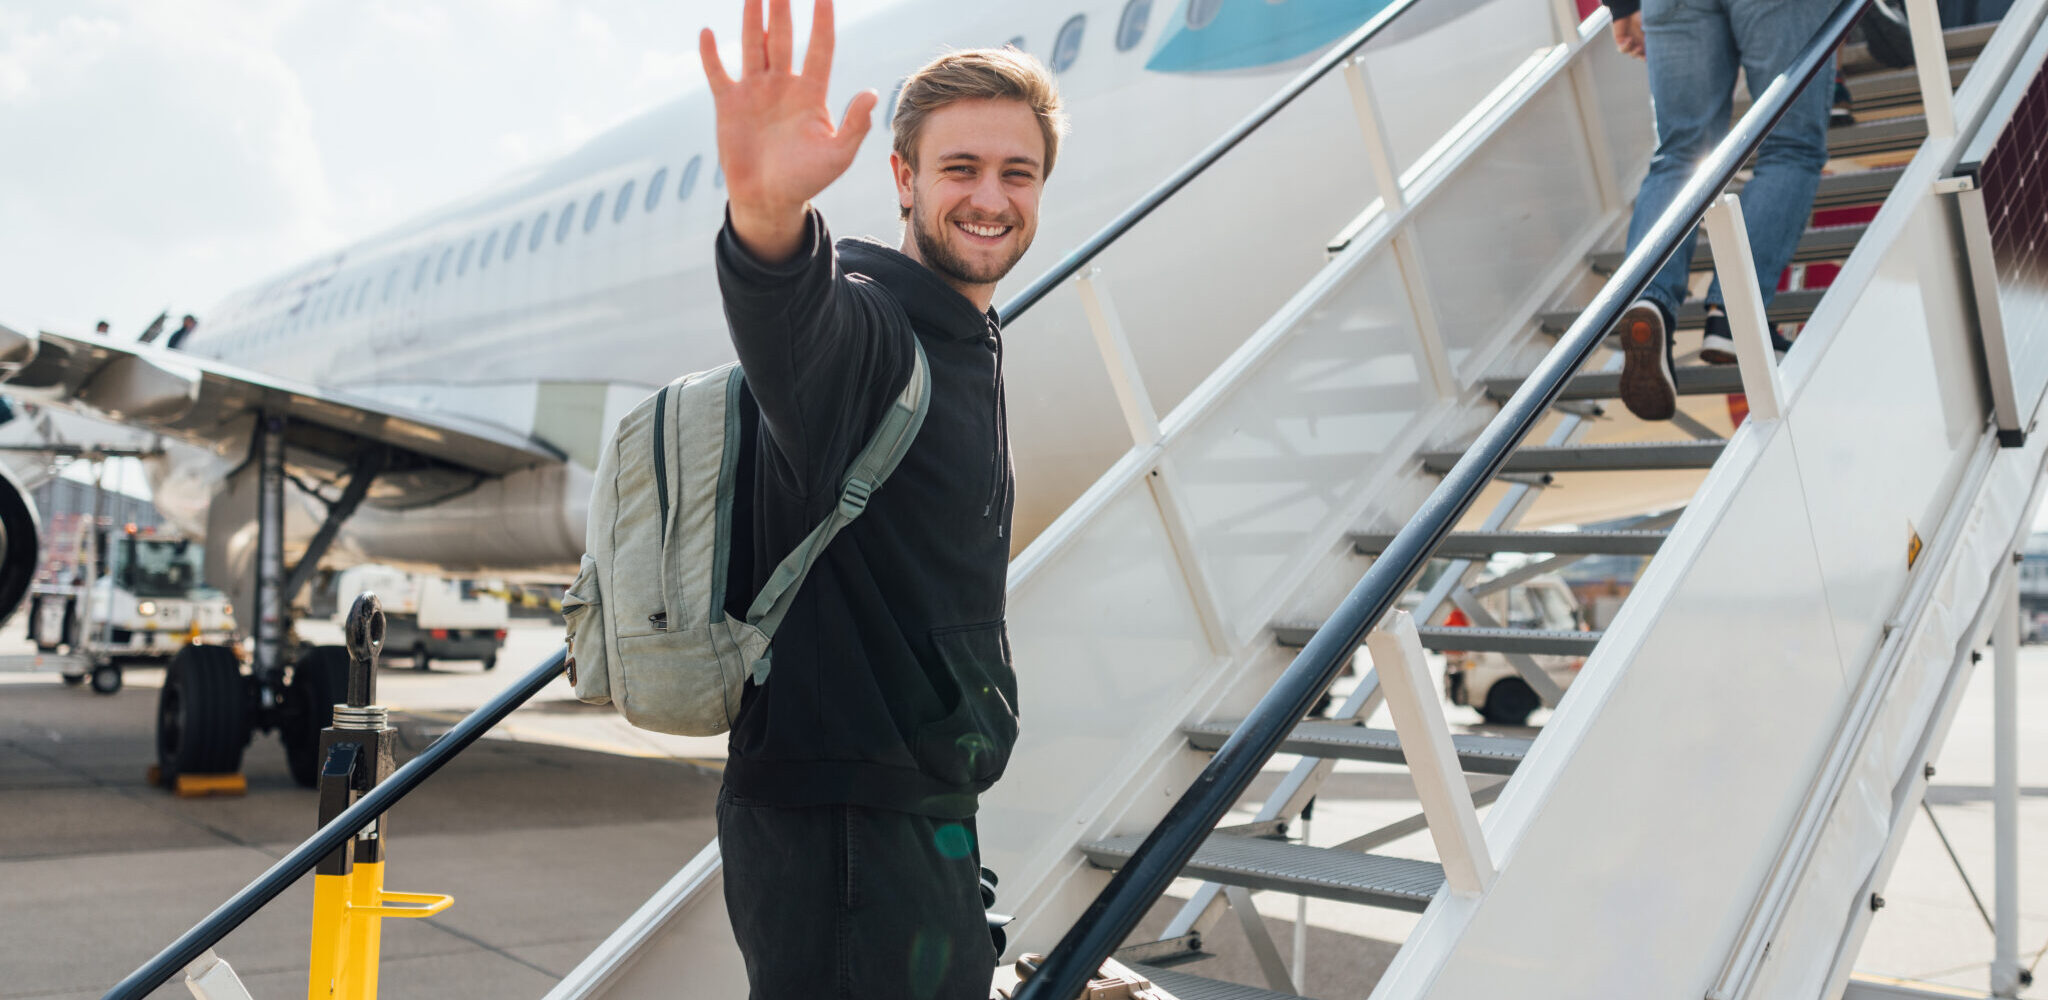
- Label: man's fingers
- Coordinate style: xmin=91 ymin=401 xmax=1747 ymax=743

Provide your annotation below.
xmin=767 ymin=0 xmax=794 ymax=72
xmin=741 ymin=0 xmax=767 ymax=74
xmin=835 ymin=89 xmax=879 ymax=158
xmin=700 ymin=28 xmax=733 ymax=94
xmin=802 ymin=0 xmax=835 ymax=82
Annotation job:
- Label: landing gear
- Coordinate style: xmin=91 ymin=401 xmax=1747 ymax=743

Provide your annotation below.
xmin=61 ymin=671 xmax=86 ymax=687
xmin=155 ymin=645 xmax=250 ymax=784
xmin=148 ymin=412 xmax=390 ymax=791
xmin=90 ymin=662 xmax=123 ymax=695
xmin=1478 ymin=677 xmax=1538 ymax=727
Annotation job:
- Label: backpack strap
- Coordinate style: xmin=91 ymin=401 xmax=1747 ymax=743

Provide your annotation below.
xmin=743 ymin=338 xmax=931 ymax=683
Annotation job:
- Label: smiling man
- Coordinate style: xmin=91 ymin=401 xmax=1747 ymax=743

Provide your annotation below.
xmin=699 ymin=1 xmax=1064 ymax=997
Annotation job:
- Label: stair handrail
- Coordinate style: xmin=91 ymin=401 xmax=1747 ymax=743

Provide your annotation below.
xmin=1010 ymin=0 xmax=1873 ymax=996
xmin=998 ymin=0 xmax=1426 ymax=322
xmin=103 ymin=648 xmax=570 ymax=1000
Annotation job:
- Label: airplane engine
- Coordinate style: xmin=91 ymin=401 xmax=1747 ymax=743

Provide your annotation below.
xmin=0 ymin=460 xmax=41 ymax=626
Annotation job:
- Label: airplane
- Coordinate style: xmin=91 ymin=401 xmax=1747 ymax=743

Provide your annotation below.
xmin=0 ymin=0 xmax=1513 ymax=782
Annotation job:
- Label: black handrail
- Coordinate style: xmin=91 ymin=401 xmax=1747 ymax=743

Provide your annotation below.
xmin=1011 ymin=0 xmax=1870 ymax=996
xmin=104 ymin=648 xmax=569 ymax=1000
xmin=998 ymin=0 xmax=1426 ymax=322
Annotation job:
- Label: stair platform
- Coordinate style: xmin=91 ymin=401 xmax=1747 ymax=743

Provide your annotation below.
xmin=1184 ymin=720 xmax=1532 ymax=775
xmin=1420 ymin=441 xmax=1724 ymax=474
xmin=1351 ymin=528 xmax=1669 ymax=557
xmin=1080 ymin=833 xmax=1445 ymax=911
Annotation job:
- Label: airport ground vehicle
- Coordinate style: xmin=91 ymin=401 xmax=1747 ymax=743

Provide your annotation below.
xmin=1439 ymin=575 xmax=1586 ymax=726
xmin=331 ymin=566 xmax=508 ymax=671
xmin=23 ymin=527 xmax=235 ymax=694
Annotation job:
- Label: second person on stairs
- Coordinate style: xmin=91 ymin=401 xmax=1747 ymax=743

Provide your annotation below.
xmin=1606 ymin=0 xmax=1835 ymax=421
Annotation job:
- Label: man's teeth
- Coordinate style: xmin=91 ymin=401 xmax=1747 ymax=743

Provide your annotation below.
xmin=958 ymin=222 xmax=1009 ymax=238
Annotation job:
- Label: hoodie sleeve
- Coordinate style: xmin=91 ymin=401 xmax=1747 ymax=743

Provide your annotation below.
xmin=714 ymin=207 xmax=914 ymax=500
xmin=1603 ymin=0 xmax=1640 ymax=18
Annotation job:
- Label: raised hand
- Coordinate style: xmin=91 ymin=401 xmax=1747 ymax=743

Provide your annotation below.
xmin=702 ymin=0 xmax=880 ymax=262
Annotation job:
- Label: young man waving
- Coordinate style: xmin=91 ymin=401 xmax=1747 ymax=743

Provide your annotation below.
xmin=699 ymin=2 xmax=1065 ymax=996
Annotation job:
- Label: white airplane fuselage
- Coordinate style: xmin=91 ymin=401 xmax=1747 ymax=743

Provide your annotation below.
xmin=145 ymin=0 xmax=1511 ymax=578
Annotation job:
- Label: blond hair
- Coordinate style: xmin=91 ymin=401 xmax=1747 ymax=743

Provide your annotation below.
xmin=891 ymin=47 xmax=1068 ymax=215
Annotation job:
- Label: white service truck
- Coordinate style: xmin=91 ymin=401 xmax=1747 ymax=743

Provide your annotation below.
xmin=26 ymin=528 xmax=236 ymax=694
xmin=331 ymin=565 xmax=508 ymax=671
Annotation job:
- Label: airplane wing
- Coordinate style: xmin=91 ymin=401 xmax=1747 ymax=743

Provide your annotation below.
xmin=0 ymin=322 xmax=561 ymax=477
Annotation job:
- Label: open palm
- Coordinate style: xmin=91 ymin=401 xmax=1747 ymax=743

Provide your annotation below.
xmin=701 ymin=0 xmax=879 ymax=217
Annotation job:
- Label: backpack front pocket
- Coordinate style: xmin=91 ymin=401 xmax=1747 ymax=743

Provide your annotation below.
xmin=563 ymin=554 xmax=609 ymax=705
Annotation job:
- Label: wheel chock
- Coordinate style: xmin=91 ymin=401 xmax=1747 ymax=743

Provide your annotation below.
xmin=145 ymin=766 xmax=249 ymax=797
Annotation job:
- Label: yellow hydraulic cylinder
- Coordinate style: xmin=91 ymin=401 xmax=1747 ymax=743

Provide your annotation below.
xmin=304 ymin=593 xmax=452 ymax=1000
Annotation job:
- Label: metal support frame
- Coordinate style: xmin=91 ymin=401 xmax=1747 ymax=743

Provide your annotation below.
xmin=1447 ymin=587 xmax=1568 ymax=707
xmin=1333 ymin=780 xmax=1508 ymax=853
xmin=181 ymin=950 xmax=255 ymax=1000
xmin=253 ymin=414 xmax=288 ymax=682
xmin=1369 ymin=611 xmax=1496 ymax=895
xmin=1222 ymin=885 xmax=1294 ymax=992
xmin=1992 ymin=554 xmax=2021 ymax=997
xmin=1549 ymin=0 xmax=1624 ymax=212
xmin=280 ymin=447 xmax=388 ymax=607
xmin=1342 ymin=54 xmax=1459 ymax=400
xmin=1702 ymin=194 xmax=1786 ymax=422
xmin=1075 ymin=269 xmax=1232 ymax=652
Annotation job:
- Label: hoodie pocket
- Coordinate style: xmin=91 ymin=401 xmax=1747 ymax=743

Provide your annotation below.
xmin=912 ymin=621 xmax=1019 ymax=786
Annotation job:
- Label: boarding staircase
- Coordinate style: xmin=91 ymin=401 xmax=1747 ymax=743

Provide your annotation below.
xmin=107 ymin=1 xmax=2048 ymax=998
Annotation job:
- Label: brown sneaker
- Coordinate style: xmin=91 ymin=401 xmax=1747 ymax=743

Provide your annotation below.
xmin=1616 ymin=299 xmax=1676 ymax=421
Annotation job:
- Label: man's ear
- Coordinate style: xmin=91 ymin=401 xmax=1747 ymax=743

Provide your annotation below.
xmin=889 ymin=150 xmax=914 ymax=214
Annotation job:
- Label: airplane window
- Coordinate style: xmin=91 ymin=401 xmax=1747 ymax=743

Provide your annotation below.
xmin=505 ymin=220 xmax=525 ymax=260
xmin=1052 ymin=15 xmax=1085 ymax=71
xmin=413 ymin=254 xmax=431 ymax=292
xmin=480 ymin=230 xmax=499 ymax=269
xmin=614 ymin=179 xmax=636 ymax=223
xmin=556 ymin=201 xmax=576 ymax=243
xmin=1116 ymin=0 xmax=1151 ymax=51
xmin=679 ymin=155 xmax=703 ymax=200
xmin=886 ymin=78 xmax=906 ymax=124
xmin=531 ymin=212 xmax=550 ymax=252
xmin=1005 ymin=35 xmax=1026 ymax=50
xmin=714 ymin=166 xmax=725 ymax=190
xmin=646 ymin=168 xmax=668 ymax=211
xmin=457 ymin=238 xmax=476 ymax=277
xmin=436 ymin=246 xmax=454 ymax=284
xmin=583 ymin=192 xmax=605 ymax=233
xmin=1187 ymin=0 xmax=1221 ymax=29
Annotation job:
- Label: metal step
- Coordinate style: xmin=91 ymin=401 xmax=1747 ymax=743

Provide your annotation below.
xmin=1130 ymin=965 xmax=1299 ymax=1000
xmin=1827 ymin=113 xmax=1928 ymax=157
xmin=1539 ymin=288 xmax=1824 ymax=334
xmin=1080 ymin=833 xmax=1445 ymax=912
xmin=1837 ymin=21 xmax=1995 ymax=76
xmin=1183 ymin=719 xmax=1534 ymax=775
xmin=1589 ymin=222 xmax=1866 ymax=275
xmin=1419 ymin=440 xmax=1724 ymax=474
xmin=1272 ymin=621 xmax=1602 ymax=656
xmin=1484 ymin=364 xmax=1744 ymax=402
xmin=1351 ymin=528 xmax=1669 ymax=557
xmin=1809 ymin=165 xmax=1904 ymax=209
xmin=1843 ymin=60 xmax=1973 ymax=112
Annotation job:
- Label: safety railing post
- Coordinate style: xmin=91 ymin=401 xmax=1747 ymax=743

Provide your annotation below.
xmin=1992 ymin=554 xmax=2021 ymax=997
xmin=1701 ymin=193 xmax=1786 ymax=421
xmin=1903 ymin=0 xmax=1958 ymax=140
xmin=307 ymin=593 xmax=453 ymax=1000
xmin=1368 ymin=611 xmax=1496 ymax=896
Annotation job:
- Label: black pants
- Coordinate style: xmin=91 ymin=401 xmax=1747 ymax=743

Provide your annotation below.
xmin=718 ymin=787 xmax=995 ymax=1000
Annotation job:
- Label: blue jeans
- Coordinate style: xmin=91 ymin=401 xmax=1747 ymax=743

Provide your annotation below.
xmin=1625 ymin=0 xmax=1837 ymax=322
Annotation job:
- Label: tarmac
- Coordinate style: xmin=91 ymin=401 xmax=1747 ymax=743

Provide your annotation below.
xmin=1 ymin=616 xmax=2042 ymax=999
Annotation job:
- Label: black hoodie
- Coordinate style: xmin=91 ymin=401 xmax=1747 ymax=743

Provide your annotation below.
xmin=713 ymin=208 xmax=1017 ymax=819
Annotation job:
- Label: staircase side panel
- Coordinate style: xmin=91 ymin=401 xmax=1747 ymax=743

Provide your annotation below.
xmin=1377 ymin=422 xmax=1854 ymax=999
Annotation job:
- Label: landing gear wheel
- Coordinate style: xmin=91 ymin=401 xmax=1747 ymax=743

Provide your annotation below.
xmin=1478 ymin=677 xmax=1539 ymax=727
xmin=61 ymin=672 xmax=86 ymax=687
xmin=155 ymin=645 xmax=249 ymax=784
xmin=411 ymin=644 xmax=430 ymax=672
xmin=90 ymin=663 xmax=123 ymax=695
xmin=480 ymin=654 xmax=497 ymax=672
xmin=281 ymin=646 xmax=350 ymax=788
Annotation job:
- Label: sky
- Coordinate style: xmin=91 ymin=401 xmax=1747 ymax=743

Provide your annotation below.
xmin=0 ymin=0 xmax=899 ymax=339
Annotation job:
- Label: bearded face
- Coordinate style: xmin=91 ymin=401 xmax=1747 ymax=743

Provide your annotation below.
xmin=892 ymin=98 xmax=1046 ymax=300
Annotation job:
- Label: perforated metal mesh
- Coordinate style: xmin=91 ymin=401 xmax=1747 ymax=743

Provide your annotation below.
xmin=1183 ymin=720 xmax=1531 ymax=775
xmin=1082 ymin=833 xmax=1445 ymax=912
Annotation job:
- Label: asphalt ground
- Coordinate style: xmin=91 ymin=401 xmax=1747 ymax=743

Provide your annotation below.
xmin=1 ymin=616 xmax=2041 ymax=999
